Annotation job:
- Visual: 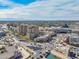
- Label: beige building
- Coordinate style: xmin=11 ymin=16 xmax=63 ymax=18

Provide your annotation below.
xmin=16 ymin=24 xmax=39 ymax=39
xmin=27 ymin=25 xmax=39 ymax=38
xmin=18 ymin=24 xmax=28 ymax=35
xmin=18 ymin=45 xmax=35 ymax=59
xmin=39 ymin=26 xmax=55 ymax=35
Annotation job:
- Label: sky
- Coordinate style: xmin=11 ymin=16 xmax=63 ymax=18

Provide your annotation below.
xmin=0 ymin=0 xmax=79 ymax=21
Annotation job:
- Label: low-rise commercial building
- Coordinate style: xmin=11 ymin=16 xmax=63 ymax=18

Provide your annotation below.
xmin=18 ymin=45 xmax=35 ymax=59
xmin=67 ymin=33 xmax=79 ymax=46
xmin=55 ymin=28 xmax=72 ymax=34
xmin=34 ymin=34 xmax=53 ymax=42
xmin=68 ymin=47 xmax=79 ymax=59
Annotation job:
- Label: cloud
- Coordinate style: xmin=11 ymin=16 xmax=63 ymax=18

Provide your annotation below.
xmin=0 ymin=0 xmax=79 ymax=20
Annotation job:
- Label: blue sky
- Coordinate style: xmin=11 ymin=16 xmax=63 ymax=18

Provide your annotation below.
xmin=10 ymin=0 xmax=37 ymax=5
xmin=0 ymin=0 xmax=79 ymax=21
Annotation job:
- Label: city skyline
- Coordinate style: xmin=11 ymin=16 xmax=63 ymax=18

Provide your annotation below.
xmin=0 ymin=0 xmax=79 ymax=21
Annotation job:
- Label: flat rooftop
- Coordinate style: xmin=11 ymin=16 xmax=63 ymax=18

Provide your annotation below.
xmin=0 ymin=45 xmax=17 ymax=59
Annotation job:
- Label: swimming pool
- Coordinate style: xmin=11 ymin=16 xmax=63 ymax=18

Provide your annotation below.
xmin=47 ymin=54 xmax=60 ymax=59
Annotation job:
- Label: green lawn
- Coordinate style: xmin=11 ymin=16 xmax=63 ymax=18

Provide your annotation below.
xmin=15 ymin=32 xmax=32 ymax=42
xmin=9 ymin=30 xmax=32 ymax=42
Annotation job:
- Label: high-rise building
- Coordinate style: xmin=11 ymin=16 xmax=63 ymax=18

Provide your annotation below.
xmin=18 ymin=24 xmax=28 ymax=35
xmin=27 ymin=25 xmax=39 ymax=39
xmin=17 ymin=24 xmax=39 ymax=39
